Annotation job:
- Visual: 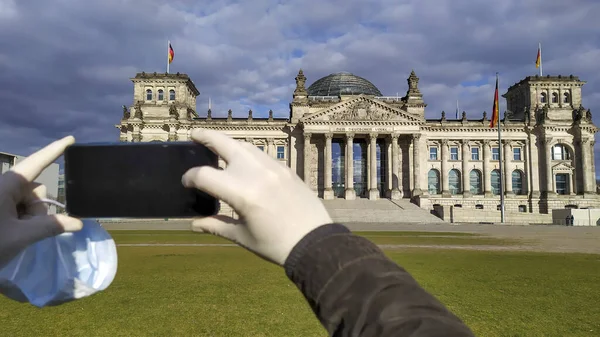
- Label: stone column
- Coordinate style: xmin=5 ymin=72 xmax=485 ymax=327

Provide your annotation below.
xmin=591 ymin=141 xmax=597 ymax=193
xmin=289 ymin=126 xmax=298 ymax=173
xmin=303 ymin=133 xmax=311 ymax=185
xmin=483 ymin=140 xmax=492 ymax=197
xmin=345 ymin=133 xmax=356 ymax=200
xmin=462 ymin=140 xmax=471 ymax=197
xmin=411 ymin=134 xmax=422 ymax=196
xmin=267 ymin=138 xmax=275 ymax=158
xmin=580 ymin=138 xmax=594 ymax=194
xmin=527 ymin=134 xmax=540 ymax=198
xmin=441 ymin=139 xmax=450 ymax=197
xmin=390 ymin=134 xmax=402 ymax=199
xmin=323 ymin=133 xmax=334 ymax=200
xmin=368 ymin=133 xmax=379 ymax=200
xmin=544 ymin=137 xmax=555 ymax=196
xmin=504 ymin=140 xmax=513 ymax=196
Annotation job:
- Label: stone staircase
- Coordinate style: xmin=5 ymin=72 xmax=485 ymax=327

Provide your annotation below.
xmin=321 ymin=199 xmax=447 ymax=224
xmin=217 ymin=198 xmax=447 ymax=224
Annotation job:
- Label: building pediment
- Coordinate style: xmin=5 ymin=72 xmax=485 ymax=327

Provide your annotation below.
xmin=301 ymin=96 xmax=424 ymax=123
xmin=552 ymin=161 xmax=574 ymax=172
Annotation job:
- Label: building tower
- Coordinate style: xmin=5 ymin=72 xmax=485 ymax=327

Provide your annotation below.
xmin=504 ymin=74 xmax=597 ymax=200
xmin=116 ymin=72 xmax=200 ymax=142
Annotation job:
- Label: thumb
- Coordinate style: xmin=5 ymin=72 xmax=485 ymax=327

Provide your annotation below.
xmin=15 ymin=214 xmax=83 ymax=246
xmin=182 ymin=166 xmax=241 ymax=209
xmin=192 ymin=215 xmax=250 ymax=245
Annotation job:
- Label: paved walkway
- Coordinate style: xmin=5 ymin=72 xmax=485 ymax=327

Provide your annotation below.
xmin=104 ymin=220 xmax=600 ymax=254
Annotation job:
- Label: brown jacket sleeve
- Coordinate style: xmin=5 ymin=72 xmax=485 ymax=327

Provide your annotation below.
xmin=284 ymin=224 xmax=475 ymax=337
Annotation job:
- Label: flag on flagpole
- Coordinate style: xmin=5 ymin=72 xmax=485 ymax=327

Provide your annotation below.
xmin=535 ymin=44 xmax=541 ymax=69
xmin=168 ymin=43 xmax=175 ymax=64
xmin=490 ymin=74 xmax=499 ymax=128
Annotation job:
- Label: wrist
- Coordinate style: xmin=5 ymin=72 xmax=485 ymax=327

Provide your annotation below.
xmin=283 ymin=223 xmax=351 ymax=278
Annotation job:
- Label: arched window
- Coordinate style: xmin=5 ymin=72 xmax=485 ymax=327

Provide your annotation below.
xmin=448 ymin=169 xmax=462 ymax=194
xmin=551 ymin=92 xmax=558 ymax=103
xmin=512 ymin=170 xmax=524 ymax=195
xmin=552 ymin=144 xmax=571 ymax=160
xmin=563 ymin=92 xmax=570 ymax=104
xmin=491 ymin=169 xmax=501 ymax=195
xmin=540 ymin=92 xmax=547 ymax=103
xmin=146 ymin=89 xmax=153 ymax=101
xmin=469 ymin=169 xmax=482 ymax=195
xmin=428 ymin=169 xmax=440 ymax=195
xmin=169 ymin=89 xmax=176 ymax=100
xmin=158 ymin=89 xmax=164 ymax=101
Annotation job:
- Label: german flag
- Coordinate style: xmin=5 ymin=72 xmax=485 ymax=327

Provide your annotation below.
xmin=168 ymin=43 xmax=174 ymax=64
xmin=490 ymin=74 xmax=499 ymax=128
xmin=535 ymin=45 xmax=541 ymax=69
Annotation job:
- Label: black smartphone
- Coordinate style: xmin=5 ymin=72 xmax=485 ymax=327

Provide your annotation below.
xmin=63 ymin=141 xmax=220 ymax=218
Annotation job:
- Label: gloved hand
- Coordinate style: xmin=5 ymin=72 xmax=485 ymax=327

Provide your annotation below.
xmin=0 ymin=136 xmax=83 ymax=268
xmin=182 ymin=129 xmax=333 ymax=266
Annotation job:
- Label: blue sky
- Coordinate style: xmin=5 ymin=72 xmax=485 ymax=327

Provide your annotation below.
xmin=1 ymin=0 xmax=600 ymax=173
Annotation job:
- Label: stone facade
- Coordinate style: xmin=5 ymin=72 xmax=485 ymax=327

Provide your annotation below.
xmin=115 ymin=70 xmax=600 ymax=216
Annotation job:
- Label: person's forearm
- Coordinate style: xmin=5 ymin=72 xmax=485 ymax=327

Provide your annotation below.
xmin=284 ymin=224 xmax=475 ymax=337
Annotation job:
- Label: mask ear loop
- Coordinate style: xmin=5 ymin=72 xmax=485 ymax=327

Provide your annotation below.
xmin=28 ymin=198 xmax=66 ymax=210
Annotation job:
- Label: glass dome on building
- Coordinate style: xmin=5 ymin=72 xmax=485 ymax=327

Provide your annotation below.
xmin=306 ymin=72 xmax=383 ymax=97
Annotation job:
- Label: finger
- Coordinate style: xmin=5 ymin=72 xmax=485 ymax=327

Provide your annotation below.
xmin=11 ymin=136 xmax=75 ymax=183
xmin=192 ymin=215 xmax=249 ymax=244
xmin=182 ymin=166 xmax=243 ymax=209
xmin=22 ymin=183 xmax=47 ymax=216
xmin=13 ymin=214 xmax=83 ymax=247
xmin=190 ymin=129 xmax=245 ymax=164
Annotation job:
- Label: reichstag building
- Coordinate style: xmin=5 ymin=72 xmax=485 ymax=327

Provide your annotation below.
xmin=116 ymin=69 xmax=599 ymax=215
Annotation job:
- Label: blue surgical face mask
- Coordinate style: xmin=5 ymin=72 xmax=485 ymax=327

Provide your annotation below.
xmin=0 ymin=201 xmax=118 ymax=308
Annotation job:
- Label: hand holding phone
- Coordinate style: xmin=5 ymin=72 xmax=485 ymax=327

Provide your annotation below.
xmin=182 ymin=129 xmax=333 ymax=266
xmin=64 ymin=141 xmax=219 ymax=218
xmin=0 ymin=136 xmax=83 ymax=268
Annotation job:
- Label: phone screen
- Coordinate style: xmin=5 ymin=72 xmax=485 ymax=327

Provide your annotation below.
xmin=64 ymin=142 xmax=220 ymax=218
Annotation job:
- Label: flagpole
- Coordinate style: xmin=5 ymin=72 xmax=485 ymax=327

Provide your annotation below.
xmin=167 ymin=40 xmax=170 ymax=74
xmin=538 ymin=42 xmax=542 ymax=76
xmin=456 ymin=100 xmax=459 ymax=119
xmin=496 ymin=72 xmax=505 ymax=223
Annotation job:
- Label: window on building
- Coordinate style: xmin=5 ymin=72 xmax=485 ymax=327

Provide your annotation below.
xmin=556 ymin=173 xmax=569 ymax=195
xmin=518 ymin=205 xmax=527 ymax=212
xmin=513 ymin=147 xmax=522 ymax=161
xmin=552 ymin=144 xmax=570 ymax=160
xmin=471 ymin=147 xmax=480 ymax=160
xmin=551 ymin=92 xmax=558 ymax=103
xmin=469 ymin=169 xmax=482 ymax=195
xmin=448 ymin=169 xmax=462 ymax=194
xmin=512 ymin=170 xmax=524 ymax=195
xmin=428 ymin=169 xmax=440 ymax=194
xmin=429 ymin=146 xmax=438 ymax=160
xmin=475 ymin=204 xmax=484 ymax=209
xmin=563 ymin=92 xmax=570 ymax=103
xmin=257 ymin=145 xmax=264 ymax=152
xmin=540 ymin=92 xmax=547 ymax=103
xmin=450 ymin=147 xmax=459 ymax=160
xmin=276 ymin=146 xmax=285 ymax=159
xmin=157 ymin=89 xmax=164 ymax=101
xmin=492 ymin=147 xmax=499 ymax=160
xmin=491 ymin=169 xmax=501 ymax=195
xmin=169 ymin=89 xmax=176 ymax=100
xmin=146 ymin=89 xmax=153 ymax=100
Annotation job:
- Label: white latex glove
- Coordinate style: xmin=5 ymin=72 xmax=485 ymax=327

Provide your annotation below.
xmin=0 ymin=136 xmax=83 ymax=268
xmin=182 ymin=129 xmax=333 ymax=266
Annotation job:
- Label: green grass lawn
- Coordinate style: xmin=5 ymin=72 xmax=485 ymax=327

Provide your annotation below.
xmin=110 ymin=230 xmax=524 ymax=246
xmin=0 ymin=233 xmax=597 ymax=336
